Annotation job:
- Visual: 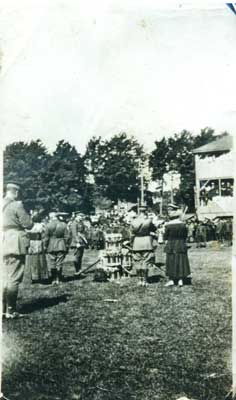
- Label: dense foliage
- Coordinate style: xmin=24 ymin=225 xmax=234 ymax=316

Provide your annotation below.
xmin=84 ymin=133 xmax=145 ymax=204
xmin=150 ymin=128 xmax=216 ymax=211
xmin=4 ymin=128 xmax=224 ymax=213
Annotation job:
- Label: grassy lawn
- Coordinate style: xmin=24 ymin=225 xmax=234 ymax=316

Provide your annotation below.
xmin=2 ymin=245 xmax=232 ymax=400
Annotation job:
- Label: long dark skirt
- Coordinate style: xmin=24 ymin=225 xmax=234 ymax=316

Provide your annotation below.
xmin=26 ymin=253 xmax=49 ymax=282
xmin=166 ymin=252 xmax=190 ymax=279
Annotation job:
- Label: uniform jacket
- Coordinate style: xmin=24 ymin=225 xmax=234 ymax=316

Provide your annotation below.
xmin=44 ymin=219 xmax=70 ymax=253
xmin=164 ymin=221 xmax=188 ymax=254
xmin=3 ymin=197 xmax=33 ymax=256
xmin=131 ymin=215 xmax=156 ymax=251
xmin=69 ymin=220 xmax=88 ymax=248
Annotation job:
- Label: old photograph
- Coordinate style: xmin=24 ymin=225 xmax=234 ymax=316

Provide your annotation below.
xmin=0 ymin=2 xmax=235 ymax=400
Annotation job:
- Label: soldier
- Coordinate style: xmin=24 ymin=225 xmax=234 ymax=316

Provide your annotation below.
xmin=2 ymin=182 xmax=34 ymax=318
xmin=195 ymin=221 xmax=207 ymax=248
xmin=69 ymin=215 xmax=88 ymax=276
xmin=216 ymin=219 xmax=224 ymax=243
xmin=131 ymin=205 xmax=157 ymax=287
xmin=225 ymin=218 xmax=233 ymax=246
xmin=44 ymin=212 xmax=70 ymax=285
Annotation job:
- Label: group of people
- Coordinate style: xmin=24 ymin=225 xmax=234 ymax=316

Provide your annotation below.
xmin=2 ymin=181 xmax=232 ymax=318
xmin=2 ymin=182 xmax=89 ymax=319
xmin=26 ymin=210 xmax=88 ymax=286
xmin=186 ymin=217 xmax=233 ymax=247
xmin=131 ymin=204 xmax=190 ymax=287
xmin=199 ymin=180 xmax=233 ymax=206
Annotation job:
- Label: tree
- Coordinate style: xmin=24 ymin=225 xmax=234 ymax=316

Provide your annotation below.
xmin=41 ymin=140 xmax=89 ymax=213
xmin=150 ymin=128 xmax=216 ymax=211
xmin=193 ymin=127 xmax=215 ymax=151
xmin=4 ymin=139 xmax=91 ymax=214
xmin=85 ymin=133 xmax=145 ymax=204
xmin=149 ymin=137 xmax=169 ymax=182
xmin=4 ymin=140 xmax=49 ymax=211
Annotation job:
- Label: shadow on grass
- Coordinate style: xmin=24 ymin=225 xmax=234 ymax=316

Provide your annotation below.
xmin=62 ymin=274 xmax=87 ymax=283
xmin=19 ymin=294 xmax=71 ymax=314
xmin=147 ymin=263 xmax=165 ymax=284
xmin=147 ymin=275 xmax=163 ymax=284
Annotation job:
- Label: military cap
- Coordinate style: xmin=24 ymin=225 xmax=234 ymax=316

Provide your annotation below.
xmin=167 ymin=203 xmax=179 ymax=210
xmin=6 ymin=182 xmax=21 ymax=191
xmin=49 ymin=212 xmax=58 ymax=219
xmin=139 ymin=205 xmax=147 ymax=211
xmin=57 ymin=212 xmax=69 ymax=216
xmin=75 ymin=214 xmax=83 ymax=221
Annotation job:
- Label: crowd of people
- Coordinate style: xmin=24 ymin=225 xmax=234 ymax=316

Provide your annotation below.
xmin=199 ymin=180 xmax=233 ymax=206
xmin=2 ymin=181 xmax=233 ymax=318
xmin=186 ymin=217 xmax=233 ymax=247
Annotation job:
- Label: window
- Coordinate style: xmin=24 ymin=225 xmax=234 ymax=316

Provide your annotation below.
xmin=220 ymin=179 xmax=233 ymax=197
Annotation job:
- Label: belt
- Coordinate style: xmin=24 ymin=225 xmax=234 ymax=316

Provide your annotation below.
xmin=3 ymin=225 xmax=24 ymax=231
xmin=28 ymin=232 xmax=42 ymax=240
xmin=135 ymin=234 xmax=150 ymax=237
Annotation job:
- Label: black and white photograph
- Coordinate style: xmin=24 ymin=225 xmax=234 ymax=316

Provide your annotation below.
xmin=0 ymin=2 xmax=235 ymax=400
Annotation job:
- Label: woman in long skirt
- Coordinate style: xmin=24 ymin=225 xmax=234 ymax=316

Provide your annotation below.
xmin=26 ymin=215 xmax=49 ymax=283
xmin=164 ymin=205 xmax=191 ymax=287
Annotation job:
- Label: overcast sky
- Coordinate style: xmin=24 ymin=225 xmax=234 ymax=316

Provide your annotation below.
xmin=0 ymin=1 xmax=236 ymax=154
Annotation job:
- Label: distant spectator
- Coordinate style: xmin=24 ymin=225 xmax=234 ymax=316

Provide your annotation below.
xmin=195 ymin=222 xmax=207 ymax=248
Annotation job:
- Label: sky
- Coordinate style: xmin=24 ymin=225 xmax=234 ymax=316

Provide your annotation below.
xmin=0 ymin=1 xmax=236 ymax=155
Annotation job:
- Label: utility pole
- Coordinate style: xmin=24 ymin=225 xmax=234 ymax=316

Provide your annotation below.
xmin=160 ymin=180 xmax=163 ymax=216
xmin=170 ymin=173 xmax=174 ymax=204
xmin=138 ymin=160 xmax=146 ymax=208
xmin=140 ymin=169 xmax=144 ymax=206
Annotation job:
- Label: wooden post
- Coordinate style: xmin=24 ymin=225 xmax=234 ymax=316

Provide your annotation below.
xmin=160 ymin=179 xmax=163 ymax=216
xmin=170 ymin=173 xmax=174 ymax=204
xmin=140 ymin=169 xmax=144 ymax=206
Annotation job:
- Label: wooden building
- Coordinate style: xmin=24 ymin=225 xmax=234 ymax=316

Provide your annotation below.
xmin=193 ymin=134 xmax=234 ymax=219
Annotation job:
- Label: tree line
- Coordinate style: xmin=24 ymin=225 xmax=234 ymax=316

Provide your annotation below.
xmin=3 ymin=128 xmax=223 ymax=214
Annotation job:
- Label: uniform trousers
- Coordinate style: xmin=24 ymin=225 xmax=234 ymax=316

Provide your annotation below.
xmin=132 ymin=251 xmax=155 ymax=272
xmin=2 ymin=255 xmax=25 ymax=311
xmin=47 ymin=252 xmax=66 ymax=271
xmin=71 ymin=247 xmax=84 ymax=272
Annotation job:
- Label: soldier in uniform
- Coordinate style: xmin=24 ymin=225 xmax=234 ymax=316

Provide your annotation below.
xmin=195 ymin=220 xmax=207 ymax=248
xmin=2 ymin=182 xmax=34 ymax=318
xmin=69 ymin=214 xmax=88 ymax=276
xmin=131 ymin=205 xmax=157 ymax=287
xmin=44 ymin=212 xmax=70 ymax=285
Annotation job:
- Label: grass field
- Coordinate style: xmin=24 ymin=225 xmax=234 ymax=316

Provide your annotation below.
xmin=2 ymin=245 xmax=232 ymax=400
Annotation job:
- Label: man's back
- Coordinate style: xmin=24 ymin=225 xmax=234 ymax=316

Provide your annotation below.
xmin=3 ymin=197 xmax=33 ymax=256
xmin=45 ymin=219 xmax=69 ymax=253
xmin=3 ymin=198 xmax=33 ymax=231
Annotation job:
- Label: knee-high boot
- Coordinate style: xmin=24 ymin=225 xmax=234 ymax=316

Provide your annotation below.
xmin=51 ymin=268 xmax=57 ymax=284
xmin=55 ymin=268 xmax=63 ymax=284
xmin=2 ymin=287 xmax=7 ymax=314
xmin=6 ymin=286 xmax=18 ymax=313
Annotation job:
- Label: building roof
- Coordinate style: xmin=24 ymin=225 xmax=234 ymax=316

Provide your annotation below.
xmin=193 ymin=134 xmax=233 ymax=154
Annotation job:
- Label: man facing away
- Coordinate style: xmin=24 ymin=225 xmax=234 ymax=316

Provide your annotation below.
xmin=44 ymin=212 xmax=70 ymax=285
xmin=2 ymin=182 xmax=34 ymax=318
xmin=69 ymin=214 xmax=88 ymax=276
